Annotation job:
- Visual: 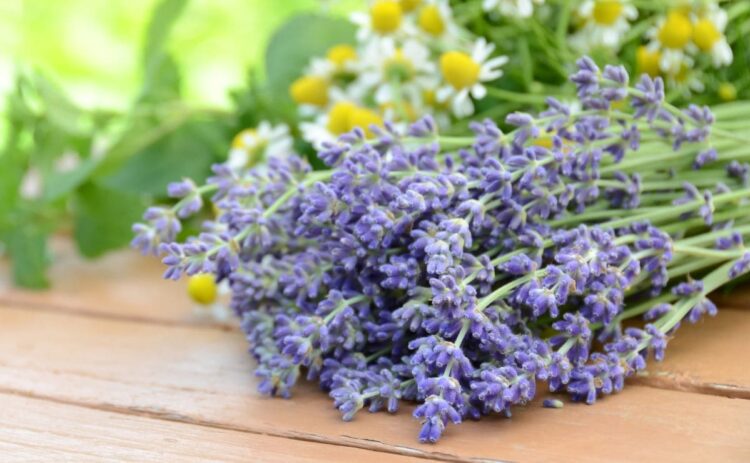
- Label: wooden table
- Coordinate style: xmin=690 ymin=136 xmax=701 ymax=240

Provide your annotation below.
xmin=1 ymin=238 xmax=749 ymax=462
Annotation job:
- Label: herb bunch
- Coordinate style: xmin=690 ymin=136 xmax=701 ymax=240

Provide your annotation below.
xmin=135 ymin=57 xmax=750 ymax=443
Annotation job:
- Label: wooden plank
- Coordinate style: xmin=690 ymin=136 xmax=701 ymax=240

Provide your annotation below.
xmin=635 ymin=309 xmax=750 ymax=398
xmin=0 ymin=305 xmax=748 ymax=463
xmin=0 ymin=393 xmax=420 ymax=463
xmin=0 ymin=237 xmax=226 ymax=327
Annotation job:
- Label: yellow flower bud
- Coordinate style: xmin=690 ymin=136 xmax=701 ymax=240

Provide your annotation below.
xmin=371 ymin=0 xmax=402 ymax=34
xmin=592 ymin=1 xmax=623 ymax=25
xmin=718 ymin=82 xmax=737 ymax=102
xmin=327 ymin=102 xmax=357 ymax=135
xmin=658 ymin=11 xmax=693 ymax=49
xmin=636 ymin=46 xmax=661 ymax=77
xmin=327 ymin=44 xmax=357 ymax=67
xmin=693 ymin=18 xmax=721 ymax=52
xmin=399 ymin=0 xmax=421 ymax=12
xmin=188 ymin=274 xmax=217 ymax=305
xmin=290 ymin=75 xmax=329 ymax=107
xmin=440 ymin=51 xmax=480 ymax=90
xmin=349 ymin=107 xmax=384 ymax=138
xmin=418 ymin=5 xmax=445 ymax=36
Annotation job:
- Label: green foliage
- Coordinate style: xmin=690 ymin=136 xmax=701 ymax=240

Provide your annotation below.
xmin=102 ymin=117 xmax=228 ymax=196
xmin=265 ymin=14 xmax=356 ymax=100
xmin=72 ymin=182 xmax=146 ymax=258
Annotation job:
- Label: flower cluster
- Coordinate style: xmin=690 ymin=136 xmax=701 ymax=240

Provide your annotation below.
xmin=290 ymin=0 xmax=508 ymax=146
xmin=640 ymin=2 xmax=733 ymax=90
xmin=135 ymin=57 xmax=750 ymax=443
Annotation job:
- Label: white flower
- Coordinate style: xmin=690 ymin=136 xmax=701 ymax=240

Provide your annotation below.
xmin=413 ymin=0 xmax=462 ymax=46
xmin=306 ymin=44 xmax=359 ymax=80
xmin=301 ymin=101 xmax=384 ymax=148
xmin=692 ymin=4 xmax=732 ymax=68
xmin=353 ymin=39 xmax=437 ymax=110
xmin=436 ymin=38 xmax=507 ymax=117
xmin=646 ymin=10 xmax=695 ymax=75
xmin=227 ymin=122 xmax=293 ymax=170
xmin=570 ymin=1 xmax=637 ymax=52
xmin=351 ymin=0 xmax=414 ymax=46
xmin=482 ymin=0 xmax=544 ymax=18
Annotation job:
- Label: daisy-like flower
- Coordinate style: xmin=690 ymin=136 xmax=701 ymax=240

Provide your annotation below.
xmin=351 ymin=0 xmax=413 ymax=45
xmin=570 ymin=1 xmax=637 ymax=52
xmin=482 ymin=0 xmax=544 ymax=18
xmin=187 ymin=274 xmax=232 ymax=322
xmin=289 ymin=74 xmax=330 ymax=109
xmin=647 ymin=10 xmax=694 ymax=75
xmin=353 ymin=39 xmax=437 ymax=109
xmin=306 ymin=43 xmax=359 ymax=81
xmin=636 ymin=45 xmax=661 ymax=77
xmin=227 ymin=122 xmax=293 ymax=170
xmin=436 ymin=38 xmax=507 ymax=117
xmin=301 ymin=101 xmax=384 ymax=147
xmin=414 ymin=0 xmax=462 ymax=46
xmin=691 ymin=4 xmax=732 ymax=68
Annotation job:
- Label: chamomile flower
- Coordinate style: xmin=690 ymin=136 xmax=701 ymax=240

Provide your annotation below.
xmin=415 ymin=0 xmax=462 ymax=46
xmin=307 ymin=44 xmax=359 ymax=80
xmin=351 ymin=0 xmax=413 ymax=45
xmin=636 ymin=45 xmax=661 ymax=77
xmin=227 ymin=122 xmax=293 ymax=170
xmin=187 ymin=274 xmax=232 ymax=322
xmin=647 ymin=10 xmax=694 ymax=75
xmin=354 ymin=40 xmax=437 ymax=108
xmin=570 ymin=1 xmax=637 ymax=52
xmin=301 ymin=101 xmax=384 ymax=147
xmin=692 ymin=4 xmax=732 ymax=67
xmin=482 ymin=0 xmax=544 ymax=18
xmin=436 ymin=38 xmax=507 ymax=117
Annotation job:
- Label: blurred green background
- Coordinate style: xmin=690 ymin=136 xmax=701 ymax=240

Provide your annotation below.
xmin=0 ymin=0 xmax=358 ymax=111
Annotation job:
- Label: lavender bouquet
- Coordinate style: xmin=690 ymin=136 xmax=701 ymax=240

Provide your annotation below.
xmin=134 ymin=58 xmax=750 ymax=443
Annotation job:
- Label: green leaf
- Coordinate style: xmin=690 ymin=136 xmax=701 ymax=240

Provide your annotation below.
xmin=139 ymin=0 xmax=189 ymax=103
xmin=42 ymin=156 xmax=100 ymax=202
xmin=265 ymin=14 xmax=355 ymax=99
xmin=99 ymin=117 xmax=227 ymax=196
xmin=142 ymin=0 xmax=189 ymax=69
xmin=2 ymin=226 xmax=50 ymax=289
xmin=72 ymin=182 xmax=146 ymax=258
xmin=0 ymin=144 xmax=26 ymax=222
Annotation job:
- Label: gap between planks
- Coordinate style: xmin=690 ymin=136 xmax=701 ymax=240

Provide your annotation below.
xmin=1 ymin=292 xmax=748 ymax=402
xmin=0 ymin=391 xmax=425 ymax=463
xmin=0 ymin=305 xmax=749 ymax=463
xmin=0 ymin=378 xmax=485 ymax=463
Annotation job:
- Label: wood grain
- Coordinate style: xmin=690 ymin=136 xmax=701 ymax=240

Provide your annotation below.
xmin=634 ymin=309 xmax=750 ymax=398
xmin=0 ymin=238 xmax=226 ymax=327
xmin=0 ymin=393 xmax=421 ymax=463
xmin=0 ymin=304 xmax=748 ymax=463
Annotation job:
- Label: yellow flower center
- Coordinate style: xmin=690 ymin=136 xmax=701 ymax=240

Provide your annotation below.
xmin=327 ymin=44 xmax=357 ymax=67
xmin=658 ymin=11 xmax=693 ymax=49
xmin=350 ymin=107 xmax=384 ymax=137
xmin=384 ymin=49 xmax=414 ymax=82
xmin=718 ymin=82 xmax=737 ymax=102
xmin=418 ymin=5 xmax=445 ymax=36
xmin=187 ymin=274 xmax=217 ymax=305
xmin=371 ymin=0 xmax=402 ymax=34
xmin=440 ymin=51 xmax=481 ymax=90
xmin=289 ymin=75 xmax=329 ymax=107
xmin=636 ymin=46 xmax=661 ymax=77
xmin=399 ymin=0 xmax=422 ymax=12
xmin=231 ymin=128 xmax=256 ymax=149
xmin=326 ymin=102 xmax=384 ymax=137
xmin=592 ymin=1 xmax=623 ymax=25
xmin=381 ymin=101 xmax=417 ymax=121
xmin=693 ymin=18 xmax=721 ymax=52
xmin=327 ymin=102 xmax=357 ymax=135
